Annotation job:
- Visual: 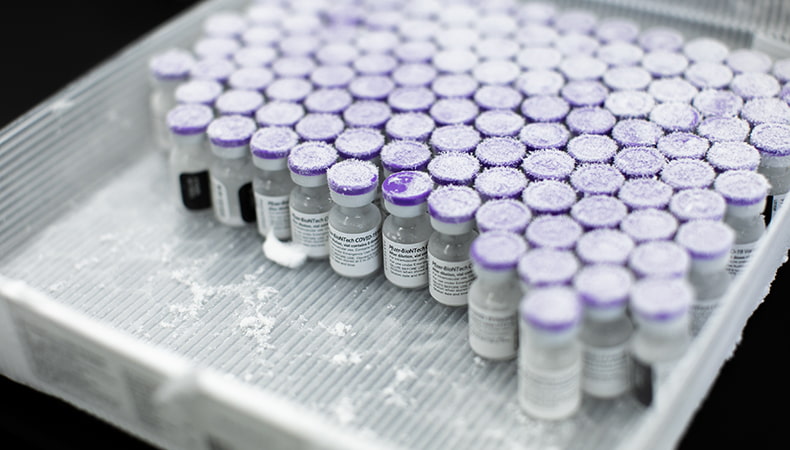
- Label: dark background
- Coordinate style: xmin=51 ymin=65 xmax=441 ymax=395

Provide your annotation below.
xmin=0 ymin=1 xmax=786 ymax=448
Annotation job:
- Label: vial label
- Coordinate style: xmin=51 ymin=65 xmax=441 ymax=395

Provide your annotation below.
xmin=179 ymin=171 xmax=211 ymax=210
xmin=518 ymin=358 xmax=581 ymax=419
xmin=239 ymin=183 xmax=256 ymax=223
xmin=255 ymin=193 xmax=291 ymax=239
xmin=690 ymin=298 xmax=719 ymax=336
xmin=210 ymin=176 xmax=233 ymax=223
xmin=382 ymin=237 xmax=429 ymax=288
xmin=428 ymin=256 xmax=475 ymax=306
xmin=328 ymin=225 xmax=382 ymax=277
xmin=583 ymin=343 xmax=631 ymax=398
xmin=727 ymin=242 xmax=757 ymax=277
xmin=631 ymin=355 xmax=676 ymax=406
xmin=290 ymin=210 xmax=330 ymax=258
xmin=468 ymin=303 xmax=518 ymax=360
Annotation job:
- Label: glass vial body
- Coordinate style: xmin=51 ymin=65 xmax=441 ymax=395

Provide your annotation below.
xmin=149 ymin=49 xmax=194 ymax=151
xmin=166 ymin=104 xmax=214 ymax=211
xmin=250 ymin=127 xmax=299 ymax=240
xmin=751 ymin=124 xmax=790 ymax=220
xmin=207 ymin=116 xmax=258 ymax=227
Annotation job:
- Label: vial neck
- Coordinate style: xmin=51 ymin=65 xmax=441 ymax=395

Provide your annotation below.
xmin=298 ymin=185 xmax=328 ymax=196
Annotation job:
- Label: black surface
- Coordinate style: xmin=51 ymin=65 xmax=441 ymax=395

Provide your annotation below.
xmin=0 ymin=2 xmax=787 ymax=449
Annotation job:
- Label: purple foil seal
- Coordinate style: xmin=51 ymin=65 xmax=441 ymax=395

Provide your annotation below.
xmin=661 ymin=159 xmax=716 ymax=190
xmin=574 ymin=265 xmax=633 ymax=309
xmin=476 ymin=199 xmax=533 ymax=234
xmin=649 ymin=103 xmax=701 ymax=132
xmin=521 ymin=96 xmax=570 ymax=123
xmin=428 ymin=152 xmax=481 ymax=185
xmin=310 ymin=65 xmax=355 ymax=89
xmin=628 ymin=240 xmax=690 ymax=278
xmin=386 ymin=113 xmax=436 ymax=141
xmin=730 ymin=73 xmax=781 ymax=99
xmin=648 ymin=78 xmax=699 ymax=103
xmin=657 ymin=132 xmax=710 ymax=160
xmin=388 ymin=87 xmax=436 ymax=113
xmin=725 ymin=49 xmax=772 ymax=74
xmin=349 ymin=76 xmax=396 ymax=100
xmin=316 ymin=42 xmax=359 ymax=66
xmin=272 ymin=56 xmax=316 ymax=79
xmin=692 ymin=90 xmax=743 ymax=118
xmin=525 ymin=215 xmax=583 ymax=250
xmin=207 ymin=115 xmax=256 ymax=148
xmin=750 ymin=123 xmax=790 ymax=157
xmin=620 ymin=208 xmax=679 ymax=243
xmin=250 ymin=127 xmax=299 ymax=160
xmin=431 ymin=74 xmax=479 ymax=99
xmin=566 ymin=107 xmax=617 ymax=135
xmin=559 ymin=55 xmax=607 ymax=81
xmin=343 ymin=101 xmax=392 ymax=129
xmin=567 ymin=135 xmax=618 ymax=164
xmin=295 ymin=114 xmax=345 ymax=142
xmin=149 ymin=48 xmax=194 ymax=81
xmin=570 ymin=195 xmax=629 ymax=229
xmin=430 ymin=125 xmax=481 ymax=153
xmin=304 ymin=89 xmax=353 ymax=114
xmin=576 ymin=229 xmax=635 ymax=266
xmin=475 ymin=137 xmax=527 ymax=168
xmin=475 ymin=110 xmax=526 ymax=138
xmin=561 ymin=81 xmax=609 ymax=107
xmin=603 ymin=66 xmax=653 ymax=91
xmin=288 ymin=142 xmax=338 ymax=177
xmin=255 ymin=102 xmax=305 ymax=128
xmin=522 ymin=180 xmax=578 ymax=215
xmin=618 ymin=178 xmax=674 ymax=210
xmin=334 ymin=128 xmax=385 ymax=161
xmin=427 ymin=185 xmax=482 ymax=224
xmin=741 ymin=98 xmax=790 ymax=126
xmin=381 ymin=140 xmax=432 ymax=172
xmin=612 ymin=119 xmax=664 ymax=147
xmin=638 ymin=28 xmax=684 ymax=52
xmin=392 ymin=63 xmax=438 ymax=87
xmin=394 ymin=40 xmax=438 ymax=63
xmin=684 ymin=62 xmax=733 ymax=89
xmin=773 ymin=58 xmax=790 ymax=83
xmin=630 ymin=278 xmax=692 ymax=321
xmin=240 ymin=27 xmax=279 ymax=48
xmin=190 ymin=58 xmax=236 ymax=83
xmin=554 ymin=9 xmax=597 ymax=34
xmin=382 ymin=171 xmax=434 ymax=207
xmin=215 ymin=90 xmax=264 ymax=117
xmin=605 ymin=90 xmax=656 ymax=118
xmin=570 ymin=164 xmax=626 ymax=195
xmin=519 ymin=123 xmax=570 ymax=150
xmin=669 ymin=188 xmax=727 ymax=221
xmin=193 ymin=37 xmax=241 ymax=60
xmin=518 ymin=249 xmax=580 ymax=288
xmin=523 ymin=150 xmax=576 ymax=181
xmin=228 ymin=67 xmax=274 ymax=92
xmin=683 ymin=38 xmax=729 ymax=63
xmin=166 ymin=104 xmax=214 ymax=136
xmin=516 ymin=70 xmax=566 ymax=97
xmin=327 ymin=159 xmax=379 ymax=196
xmin=278 ymin=35 xmax=321 ymax=57
xmin=697 ymin=117 xmax=751 ymax=143
xmin=474 ymin=167 xmax=528 ymax=201
xmin=474 ymin=86 xmax=523 ymax=111
xmin=432 ymin=49 xmax=479 ymax=74
xmin=714 ymin=170 xmax=770 ymax=207
xmin=706 ymin=142 xmax=760 ymax=172
xmin=596 ymin=42 xmax=644 ymax=67
xmin=265 ymin=78 xmax=313 ymax=103
xmin=517 ymin=47 xmax=563 ymax=70
xmin=642 ymin=51 xmax=689 ymax=78
xmin=470 ymin=231 xmax=528 ymax=271
xmin=430 ymin=98 xmax=479 ymax=126
xmin=233 ymin=46 xmax=278 ymax=69
xmin=676 ymin=220 xmax=735 ymax=260
xmin=473 ymin=60 xmax=521 ymax=85
xmin=596 ymin=18 xmax=640 ymax=43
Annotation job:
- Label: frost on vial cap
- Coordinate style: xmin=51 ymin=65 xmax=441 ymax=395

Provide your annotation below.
xmin=475 ymin=110 xmax=526 ymax=138
xmin=381 ymin=140 xmax=432 ymax=172
xmin=149 ymin=48 xmax=195 ymax=81
xmin=193 ymin=37 xmax=241 ymax=60
xmin=278 ymin=35 xmax=321 ymax=57
xmin=684 ymin=62 xmax=733 ymax=89
xmin=614 ymin=146 xmax=667 ymax=178
xmin=575 ymin=229 xmax=635 ymax=265
xmin=387 ymin=87 xmax=436 ymax=113
xmin=250 ymin=127 xmax=299 ymax=160
xmin=428 ymin=152 xmax=481 ymax=186
xmin=620 ymin=208 xmax=679 ymax=243
xmin=559 ymin=55 xmax=607 ymax=81
xmin=228 ymin=67 xmax=274 ymax=92
xmin=661 ymin=159 xmax=715 ymax=190
xmin=310 ymin=65 xmax=355 ymax=89
xmin=692 ymin=90 xmax=743 ymax=118
xmin=295 ymin=114 xmax=345 ymax=142
xmin=427 ymin=185 xmax=482 ymax=224
xmin=638 ymin=27 xmax=684 ymax=52
xmin=725 ymin=49 xmax=773 ymax=74
xmin=669 ymin=188 xmax=727 ymax=222
xmin=519 ymin=123 xmax=570 ymax=150
xmin=432 ymin=49 xmax=479 ymax=74
xmin=706 ymin=142 xmax=760 ymax=172
xmin=392 ymin=63 xmax=438 ymax=87
xmin=657 ymin=132 xmax=710 ymax=160
xmin=525 ymin=215 xmax=583 ymax=250
xmin=523 ymin=149 xmax=576 ymax=181
xmin=554 ymin=9 xmax=598 ymax=34
xmin=613 ymin=119 xmax=664 ymax=147
xmin=476 ymin=199 xmax=533 ymax=234
xmin=327 ymin=159 xmax=379 ymax=196
xmin=233 ymin=46 xmax=278 ymax=69
xmin=207 ymin=115 xmax=257 ymax=148
xmin=215 ymin=90 xmax=264 ymax=117
xmin=190 ymin=58 xmax=236 ymax=83
xmin=175 ymin=80 xmax=223 ymax=106
xmin=714 ymin=170 xmax=770 ymax=206
xmin=240 ymin=27 xmax=280 ymax=48
xmin=648 ymin=78 xmax=698 ymax=104
xmin=473 ymin=60 xmax=521 ymax=85
xmin=265 ymin=78 xmax=313 ymax=102
xmin=596 ymin=18 xmax=640 ymax=43
xmin=618 ymin=178 xmax=674 ymax=210
xmin=431 ymin=74 xmax=479 ymax=99
xmin=520 ymin=96 xmax=571 ymax=123
xmin=571 ymin=196 xmax=628 ymax=229
xmin=518 ymin=249 xmax=579 ymax=287
xmin=570 ymin=164 xmax=625 ymax=195
xmin=334 ymin=128 xmax=385 ymax=161
xmin=522 ymin=180 xmax=577 ymax=215
xmin=603 ymin=66 xmax=652 ymax=91
xmin=574 ymin=265 xmax=633 ymax=309
xmin=203 ymin=12 xmax=247 ymax=38
xmin=697 ymin=117 xmax=750 ymax=143
xmin=349 ymin=75 xmax=396 ymax=100
xmin=385 ymin=113 xmax=436 ymax=141
xmin=343 ymin=101 xmax=392 ymax=129
xmin=566 ymin=107 xmax=617 ymax=135
xmin=474 ymin=86 xmax=523 ymax=111
xmin=596 ymin=42 xmax=644 ymax=67
xmin=430 ymin=98 xmax=479 ymax=126
xmin=475 ymin=137 xmax=527 ymax=168
xmin=676 ymin=220 xmax=735 ymax=261
xmin=520 ymin=286 xmax=581 ymax=332
xmin=474 ymin=167 xmax=528 ymax=201
xmin=167 ymin=104 xmax=214 ymax=136
xmin=435 ymin=27 xmax=480 ymax=50
xmin=470 ymin=231 xmax=528 ymax=271
xmin=288 ymin=142 xmax=338 ymax=177
xmin=518 ymin=2 xmax=558 ymax=24
xmin=517 ymin=47 xmax=563 ymax=70
xmin=316 ymin=42 xmax=359 ymax=66
xmin=430 ymin=125 xmax=481 ymax=153
xmin=741 ymin=98 xmax=790 ymax=126
xmin=750 ymin=123 xmax=790 ymax=157
xmin=567 ymin=135 xmax=618 ymax=164
xmin=649 ymin=103 xmax=701 ymax=132
xmin=730 ymin=72 xmax=781 ymax=99
xmin=683 ymin=38 xmax=729 ymax=63
xmin=628 ymin=240 xmax=690 ymax=278
xmin=641 ymin=51 xmax=689 ymax=78
xmin=355 ymin=30 xmax=400 ymax=54
xmin=304 ymin=89 xmax=353 ymax=114
xmin=516 ymin=70 xmax=565 ymax=97
xmin=256 ymin=102 xmax=305 ymax=128
xmin=561 ymin=80 xmax=609 ymax=107
xmin=382 ymin=171 xmax=433 ymax=207
xmin=630 ymin=278 xmax=693 ymax=321
xmin=394 ymin=40 xmax=438 ymax=63
xmin=604 ymin=90 xmax=655 ymax=118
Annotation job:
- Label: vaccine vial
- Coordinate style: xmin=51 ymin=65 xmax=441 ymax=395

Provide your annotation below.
xmin=468 ymin=231 xmax=528 ymax=360
xmin=206 ymin=115 xmax=258 ymax=227
xmin=430 ymin=125 xmax=481 ymax=154
xmin=518 ymin=248 xmax=580 ymax=291
xmin=475 ymin=199 xmax=532 ymax=234
xmin=571 ymin=196 xmax=629 ymax=230
xmin=380 ymin=140 xmax=432 ymax=179
xmin=618 ymin=179 xmax=674 ymax=211
xmin=629 ymin=240 xmax=691 ymax=279
xmin=288 ymin=142 xmax=339 ymax=259
xmin=576 ymin=229 xmax=635 ymax=266
xmin=326 ymin=159 xmax=382 ymax=278
xmin=474 ymin=167 xmax=528 ymax=201
xmin=575 ymin=265 xmax=634 ymax=399
xmin=518 ymin=286 xmax=583 ymax=420
xmin=675 ymin=220 xmax=735 ymax=335
xmin=381 ymin=171 xmax=434 ymax=289
xmin=669 ymin=188 xmax=727 ymax=222
xmin=149 ymin=48 xmax=195 ymax=151
xmin=525 ymin=215 xmax=584 ymax=251
xmin=475 ymin=137 xmax=526 ymax=168
xmin=250 ymin=127 xmax=298 ymax=240
xmin=426 ymin=185 xmax=482 ymax=306
xmin=629 ymin=278 xmax=693 ymax=406
xmin=522 ymin=180 xmax=578 ymax=216
xmin=620 ymin=208 xmax=679 ymax=244
xmin=166 ymin=104 xmax=214 ymax=211
xmin=750 ymin=123 xmax=790 ymax=221
xmin=428 ymin=152 xmax=481 ymax=186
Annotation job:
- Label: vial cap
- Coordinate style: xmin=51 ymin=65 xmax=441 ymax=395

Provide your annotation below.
xmin=730 ymin=72 xmax=781 ymax=99
xmin=574 ymin=265 xmax=633 ymax=309
xmin=388 ymin=87 xmax=436 ymax=113
xmin=475 ymin=137 xmax=526 ymax=168
xmin=477 ymin=13 xmax=518 ymax=37
xmin=603 ymin=66 xmax=653 ymax=91
xmin=571 ymin=196 xmax=629 ymax=229
xmin=399 ymin=20 xmax=439 ymax=39
xmin=523 ymin=180 xmax=578 ymax=214
xmin=149 ymin=48 xmax=195 ymax=81
xmin=554 ymin=10 xmax=598 ymax=34
xmin=650 ymin=103 xmax=701 ymax=132
xmin=741 ymin=98 xmax=790 ymax=126
xmin=355 ymin=30 xmax=400 ymax=54
xmin=432 ymin=49 xmax=479 ymax=74
xmin=521 ymin=96 xmax=570 ymax=123
xmin=470 ymin=231 xmax=528 ymax=271
xmin=516 ymin=70 xmax=565 ymax=97
xmin=349 ymin=75 xmax=395 ymax=100
xmin=474 ymin=166 xmax=528 ymax=201
xmin=394 ymin=40 xmax=438 ymax=63
xmin=203 ymin=12 xmax=247 ymax=38
xmin=567 ymin=134 xmax=618 ymax=164
xmin=657 ymin=132 xmax=710 ymax=160
xmin=282 ymin=14 xmax=322 ymax=35
xmin=190 ymin=58 xmax=236 ymax=83
xmin=576 ymin=229 xmax=635 ymax=265
xmin=714 ymin=170 xmax=770 ymax=206
xmin=428 ymin=152 xmax=481 ymax=186
xmin=525 ymin=215 xmax=583 ymax=250
xmin=605 ymin=90 xmax=655 ymax=118
xmin=228 ymin=67 xmax=274 ymax=91
xmin=684 ymin=62 xmax=733 ymax=89
xmin=427 ymin=185 xmax=482 ymax=224
xmin=304 ymin=89 xmax=353 ymax=114
xmin=725 ymin=49 xmax=772 ymax=74
xmin=683 ymin=38 xmax=729 ymax=63
xmin=233 ymin=46 xmax=277 ymax=69
xmin=630 ymin=278 xmax=693 ymax=321
xmin=366 ymin=9 xmax=404 ymax=30
xmin=518 ymin=2 xmax=557 ymax=24
xmin=265 ymin=78 xmax=313 ymax=102
xmin=215 ymin=90 xmax=264 ymax=117
xmin=207 ymin=115 xmax=256 ymax=148
xmin=431 ymin=74 xmax=479 ymax=98
xmin=334 ymin=128 xmax=385 ymax=160
xmin=343 ymin=101 xmax=392 ymax=129
xmin=295 ymin=114 xmax=345 ymax=142
xmin=476 ymin=199 xmax=533 ymax=234
xmin=670 ymin=188 xmax=727 ymax=222
xmin=612 ymin=119 xmax=664 ymax=147
xmin=561 ymin=80 xmax=609 ymax=107
xmin=316 ymin=42 xmax=359 ymax=66
xmin=570 ymin=164 xmax=626 ymax=195
xmin=327 ymin=159 xmax=379 ymax=196
xmin=250 ymin=127 xmax=299 ymax=160
xmin=661 ymin=159 xmax=716 ymax=190
xmin=697 ymin=117 xmax=750 ymax=143
xmin=392 ymin=63 xmax=438 ymax=87
xmin=642 ymin=51 xmax=689 ymax=78
xmin=596 ymin=42 xmax=644 ymax=67
xmin=246 ymin=4 xmax=287 ymax=26
xmin=614 ymin=146 xmax=667 ymax=178
xmin=638 ymin=27 xmax=684 ymax=52
xmin=430 ymin=98 xmax=479 ymax=126
xmin=676 ymin=220 xmax=735 ymax=260
xmin=288 ymin=142 xmax=338 ymax=176
xmin=648 ymin=77 xmax=698 ymax=104
xmin=559 ymin=55 xmax=607 ymax=81
xmin=435 ymin=27 xmax=480 ymax=50
xmin=518 ymin=249 xmax=580 ymax=287
xmin=773 ymin=58 xmax=790 ymax=83
xmin=473 ymin=60 xmax=521 ymax=85
xmin=381 ymin=140 xmax=432 ymax=172
xmin=386 ymin=113 xmax=435 ymax=141
xmin=517 ymin=47 xmax=563 ymax=70
xmin=523 ymin=149 xmax=576 ymax=181
xmin=706 ymin=142 xmax=760 ymax=172
xmin=750 ymin=123 xmax=790 ymax=157
xmin=520 ymin=287 xmax=582 ymax=332
xmin=381 ymin=171 xmax=434 ymax=207
xmin=255 ymin=101 xmax=305 ymax=127
xmin=430 ymin=125 xmax=481 ymax=153
xmin=310 ymin=65 xmax=356 ymax=89
xmin=272 ymin=56 xmax=316 ymax=79
xmin=618 ymin=178 xmax=674 ymax=210
xmin=166 ymin=104 xmax=214 ymax=136
xmin=240 ymin=27 xmax=279 ymax=47
xmin=566 ymin=107 xmax=617 ymax=135
xmin=193 ymin=37 xmax=241 ymax=60
xmin=475 ymin=110 xmax=525 ymax=138
xmin=517 ymin=24 xmax=559 ymax=47
xmin=629 ymin=240 xmax=690 ymax=278
xmin=620 ymin=208 xmax=679 ymax=243
xmin=519 ymin=123 xmax=570 ymax=150
xmin=596 ymin=18 xmax=640 ymax=43
xmin=278 ymin=35 xmax=321 ymax=57
xmin=693 ymin=90 xmax=743 ymax=117
xmin=474 ymin=86 xmax=523 ymax=111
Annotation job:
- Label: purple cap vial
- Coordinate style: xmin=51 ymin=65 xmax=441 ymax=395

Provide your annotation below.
xmin=207 ymin=115 xmax=257 ymax=151
xmin=612 ymin=119 xmax=664 ymax=147
xmin=342 ymin=101 xmax=392 ymax=129
xmin=475 ymin=110 xmax=526 ymax=138
xmin=730 ymin=72 xmax=781 ymax=99
xmin=475 ymin=137 xmax=527 ymax=168
xmin=750 ymin=123 xmax=790 ymax=158
xmin=706 ymin=142 xmax=761 ymax=172
xmin=522 ymin=180 xmax=578 ymax=215
xmin=561 ymin=81 xmax=609 ymax=107
xmin=566 ymin=107 xmax=617 ymax=135
xmin=605 ymin=90 xmax=656 ymax=118
xmin=355 ymin=30 xmax=400 ymax=54
xmin=714 ymin=170 xmax=770 ymax=211
xmin=567 ymin=135 xmax=618 ymax=164
xmin=473 ymin=60 xmax=521 ymax=85
xmin=427 ymin=185 xmax=482 ymax=226
xmin=310 ymin=65 xmax=356 ymax=89
xmin=630 ymin=278 xmax=693 ymax=322
xmin=570 ymin=164 xmax=626 ymax=196
xmin=278 ymin=35 xmax=321 ymax=57
xmin=233 ymin=46 xmax=278 ymax=69
xmin=474 ymin=86 xmax=523 ymax=111
xmin=741 ymin=98 xmax=790 ymax=126
xmin=474 ymin=166 xmax=528 ymax=201
xmin=649 ymin=103 xmax=701 ymax=132
xmin=725 ymin=49 xmax=773 ymax=74
xmin=228 ymin=67 xmax=274 ymax=92
xmin=675 ymin=220 xmax=735 ymax=264
xmin=431 ymin=74 xmax=479 ymax=99
xmin=628 ymin=240 xmax=690 ymax=278
xmin=570 ymin=195 xmax=629 ymax=229
xmin=349 ymin=75 xmax=396 ymax=101
xmin=692 ymin=90 xmax=743 ymax=118
xmin=614 ymin=146 xmax=669 ymax=180
xmin=265 ymin=77 xmax=313 ymax=103
xmin=215 ymin=90 xmax=264 ymax=117
xmin=603 ymin=66 xmax=653 ymax=91
xmin=525 ymin=215 xmax=583 ymax=250
xmin=574 ymin=265 xmax=633 ymax=312
xmin=430 ymin=98 xmax=479 ymax=126
xmin=295 ymin=113 xmax=345 ymax=142
xmin=620 ymin=208 xmax=679 ymax=243
xmin=304 ymin=89 xmax=353 ymax=114
xmin=387 ymin=87 xmax=436 ymax=113
xmin=523 ymin=149 xmax=576 ymax=182
xmin=596 ymin=42 xmax=645 ymax=67
xmin=519 ymin=285 xmax=582 ymax=333
xmin=149 ymin=48 xmax=194 ymax=82
xmin=697 ymin=117 xmax=751 ymax=143
xmin=559 ymin=55 xmax=608 ymax=81
xmin=392 ymin=63 xmax=438 ymax=87
xmin=517 ymin=47 xmax=563 ymax=70
xmin=575 ymin=229 xmax=635 ymax=265
xmin=642 ymin=51 xmax=689 ymax=78
xmin=516 ymin=70 xmax=566 ymax=97
xmin=519 ymin=123 xmax=571 ymax=150
xmin=315 ymin=42 xmax=359 ymax=66
xmin=518 ymin=2 xmax=558 ymax=25
xmin=272 ymin=56 xmax=316 ymax=79
xmin=683 ymin=38 xmax=729 ymax=63
xmin=470 ymin=231 xmax=528 ymax=272
xmin=657 ymin=132 xmax=710 ymax=160
xmin=334 ymin=128 xmax=385 ymax=161
xmin=255 ymin=101 xmax=305 ymax=128
xmin=432 ymin=49 xmax=479 ymax=74
xmin=394 ymin=40 xmax=438 ymax=63
xmin=518 ymin=249 xmax=580 ymax=288
xmin=203 ymin=12 xmax=247 ymax=38
xmin=638 ymin=28 xmax=684 ymax=52
xmin=288 ymin=141 xmax=338 ymax=179
xmin=175 ymin=80 xmax=223 ymax=106
xmin=190 ymin=58 xmax=236 ymax=84
xmin=381 ymin=140 xmax=432 ymax=173
xmin=240 ymin=27 xmax=279 ymax=48
xmin=476 ymin=199 xmax=533 ymax=234
xmin=250 ymin=127 xmax=299 ymax=163
xmin=554 ymin=9 xmax=598 ymax=34
xmin=386 ymin=113 xmax=435 ymax=141
xmin=618 ymin=178 xmax=674 ymax=210
xmin=430 ymin=125 xmax=481 ymax=154
xmin=521 ymin=96 xmax=571 ymax=123
xmin=648 ymin=77 xmax=699 ymax=104
xmin=684 ymin=62 xmax=733 ymax=89
xmin=382 ymin=171 xmax=434 ymax=213
xmin=327 ymin=159 xmax=379 ymax=201
xmin=773 ymin=58 xmax=790 ymax=83
xmin=166 ymin=104 xmax=214 ymax=136
xmin=193 ymin=37 xmax=241 ymax=60
xmin=669 ymin=188 xmax=727 ymax=221
xmin=661 ymin=159 xmax=716 ymax=190
xmin=428 ymin=152 xmax=481 ymax=186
